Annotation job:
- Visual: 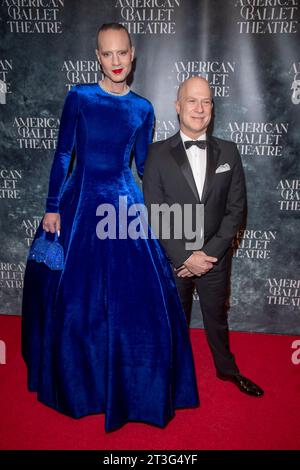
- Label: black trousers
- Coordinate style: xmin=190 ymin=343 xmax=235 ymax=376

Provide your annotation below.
xmin=174 ymin=266 xmax=239 ymax=375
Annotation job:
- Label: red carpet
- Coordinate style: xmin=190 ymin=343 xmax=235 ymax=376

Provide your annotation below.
xmin=0 ymin=315 xmax=299 ymax=450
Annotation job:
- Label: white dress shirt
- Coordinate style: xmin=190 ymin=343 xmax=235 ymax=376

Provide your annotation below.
xmin=180 ymin=131 xmax=207 ymax=201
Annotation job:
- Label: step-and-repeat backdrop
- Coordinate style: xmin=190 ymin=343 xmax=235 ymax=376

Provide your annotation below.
xmin=0 ymin=0 xmax=299 ymax=333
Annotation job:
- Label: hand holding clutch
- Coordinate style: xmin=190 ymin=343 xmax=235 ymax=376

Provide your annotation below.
xmin=43 ymin=212 xmax=61 ymax=233
xmin=27 ymin=231 xmax=64 ymax=270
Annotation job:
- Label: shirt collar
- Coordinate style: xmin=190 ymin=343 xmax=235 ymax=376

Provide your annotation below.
xmin=180 ymin=130 xmax=207 ymax=143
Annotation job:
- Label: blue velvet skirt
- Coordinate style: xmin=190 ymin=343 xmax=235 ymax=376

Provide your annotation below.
xmin=22 ymin=171 xmax=199 ymax=432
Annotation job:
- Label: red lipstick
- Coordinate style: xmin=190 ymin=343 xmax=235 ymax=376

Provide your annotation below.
xmin=112 ymin=68 xmax=123 ymax=74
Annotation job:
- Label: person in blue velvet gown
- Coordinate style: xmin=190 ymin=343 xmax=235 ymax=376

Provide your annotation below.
xmin=22 ymin=23 xmax=199 ymax=432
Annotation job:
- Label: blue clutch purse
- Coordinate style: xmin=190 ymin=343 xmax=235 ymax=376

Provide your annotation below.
xmin=27 ymin=231 xmax=64 ymax=270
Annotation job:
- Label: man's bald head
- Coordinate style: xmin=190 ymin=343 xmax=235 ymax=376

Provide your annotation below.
xmin=177 ymin=76 xmax=212 ymax=101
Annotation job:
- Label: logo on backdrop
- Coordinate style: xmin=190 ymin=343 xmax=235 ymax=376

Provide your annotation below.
xmin=0 ymin=59 xmax=13 ymax=104
xmin=3 ymin=0 xmax=64 ymax=33
xmin=289 ymin=62 xmax=300 ymax=104
xmin=227 ymin=121 xmax=289 ymax=157
xmin=21 ymin=217 xmax=42 ymax=247
xmin=277 ymin=179 xmax=300 ymax=211
xmin=233 ymin=229 xmax=277 ymax=259
xmin=0 ymin=261 xmax=25 ymax=289
xmin=62 ymin=60 xmax=102 ymax=91
xmin=154 ymin=119 xmax=177 ymax=141
xmin=13 ymin=116 xmax=59 ymax=150
xmin=266 ymin=278 xmax=300 ymax=307
xmin=115 ymin=0 xmax=180 ymax=34
xmin=174 ymin=60 xmax=236 ymax=97
xmin=235 ymin=0 xmax=298 ymax=34
xmin=0 ymin=169 xmax=22 ymax=200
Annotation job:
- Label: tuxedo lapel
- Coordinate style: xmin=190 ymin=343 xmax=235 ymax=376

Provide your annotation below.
xmin=170 ymin=132 xmax=200 ymax=203
xmin=201 ymin=137 xmax=220 ymax=204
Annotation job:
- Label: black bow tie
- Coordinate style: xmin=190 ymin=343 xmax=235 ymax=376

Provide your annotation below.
xmin=184 ymin=140 xmax=207 ymax=150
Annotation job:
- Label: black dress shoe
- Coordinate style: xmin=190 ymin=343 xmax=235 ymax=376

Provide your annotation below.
xmin=216 ymin=372 xmax=264 ymax=397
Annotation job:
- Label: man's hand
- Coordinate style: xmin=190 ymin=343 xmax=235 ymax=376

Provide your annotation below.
xmin=174 ymin=266 xmax=194 ymax=278
xmin=180 ymin=251 xmax=218 ymax=277
xmin=43 ymin=213 xmax=61 ymax=234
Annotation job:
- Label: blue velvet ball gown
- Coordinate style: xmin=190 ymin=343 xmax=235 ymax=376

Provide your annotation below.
xmin=22 ymin=83 xmax=199 ymax=432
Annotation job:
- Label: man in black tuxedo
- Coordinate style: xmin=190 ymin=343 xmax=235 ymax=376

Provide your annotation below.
xmin=143 ymin=77 xmax=263 ymax=397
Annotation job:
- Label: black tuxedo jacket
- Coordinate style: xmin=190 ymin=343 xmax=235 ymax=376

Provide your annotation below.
xmin=143 ymin=132 xmax=246 ymax=268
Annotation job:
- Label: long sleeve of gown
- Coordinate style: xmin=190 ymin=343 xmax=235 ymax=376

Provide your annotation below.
xmin=134 ymin=104 xmax=155 ymax=177
xmin=45 ymin=87 xmax=79 ymax=213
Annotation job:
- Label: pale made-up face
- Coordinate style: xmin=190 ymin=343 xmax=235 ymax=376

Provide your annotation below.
xmin=96 ymin=29 xmax=134 ymax=84
xmin=175 ymin=77 xmax=213 ymax=139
